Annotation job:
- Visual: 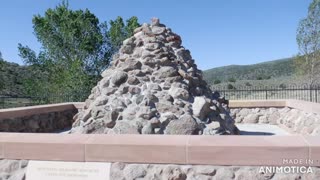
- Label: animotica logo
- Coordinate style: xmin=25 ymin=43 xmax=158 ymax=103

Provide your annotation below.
xmin=259 ymin=166 xmax=313 ymax=174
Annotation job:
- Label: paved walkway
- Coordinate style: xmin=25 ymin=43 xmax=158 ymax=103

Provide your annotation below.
xmin=236 ymin=123 xmax=291 ymax=135
xmin=56 ymin=128 xmax=71 ymax=134
xmin=57 ymin=124 xmax=291 ymax=135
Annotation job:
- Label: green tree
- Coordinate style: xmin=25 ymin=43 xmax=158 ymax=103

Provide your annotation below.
xmin=0 ymin=51 xmax=3 ymax=61
xmin=296 ymin=0 xmax=320 ymax=86
xmin=0 ymin=51 xmax=3 ymax=91
xmin=18 ymin=1 xmax=140 ymax=99
xmin=109 ymin=16 xmax=139 ymax=52
xmin=18 ymin=1 xmax=109 ymax=97
xmin=18 ymin=45 xmax=51 ymax=96
xmin=32 ymin=1 xmax=111 ymax=76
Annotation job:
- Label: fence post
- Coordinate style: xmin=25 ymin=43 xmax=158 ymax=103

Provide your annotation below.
xmin=316 ymin=85 xmax=318 ymax=103
xmin=310 ymin=85 xmax=313 ymax=102
xmin=0 ymin=96 xmax=4 ymax=109
xmin=265 ymin=90 xmax=268 ymax=100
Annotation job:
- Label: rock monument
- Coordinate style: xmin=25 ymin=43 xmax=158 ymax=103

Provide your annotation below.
xmin=71 ymin=18 xmax=239 ymax=135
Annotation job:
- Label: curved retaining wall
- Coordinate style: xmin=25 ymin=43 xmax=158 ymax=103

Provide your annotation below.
xmin=0 ymin=103 xmax=82 ymax=133
xmin=229 ymin=100 xmax=320 ymax=135
xmin=231 ymin=107 xmax=320 ymax=135
xmin=0 ymin=100 xmax=319 ymax=179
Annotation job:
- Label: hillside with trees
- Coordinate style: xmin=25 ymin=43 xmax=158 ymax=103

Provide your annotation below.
xmin=203 ymin=58 xmax=296 ymax=87
xmin=203 ymin=0 xmax=320 ymax=88
xmin=0 ymin=60 xmax=33 ymax=96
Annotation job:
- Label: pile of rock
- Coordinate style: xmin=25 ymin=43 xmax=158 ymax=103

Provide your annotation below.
xmin=71 ymin=18 xmax=239 ymax=135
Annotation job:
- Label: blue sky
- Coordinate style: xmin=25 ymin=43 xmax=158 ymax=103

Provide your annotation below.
xmin=0 ymin=0 xmax=312 ymax=70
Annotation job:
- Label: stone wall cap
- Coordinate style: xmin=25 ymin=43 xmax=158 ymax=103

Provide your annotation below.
xmin=0 ymin=133 xmax=316 ymax=166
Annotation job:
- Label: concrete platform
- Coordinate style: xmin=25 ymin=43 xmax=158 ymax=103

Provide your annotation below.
xmin=59 ymin=125 xmax=291 ymax=135
xmin=236 ymin=123 xmax=291 ymax=135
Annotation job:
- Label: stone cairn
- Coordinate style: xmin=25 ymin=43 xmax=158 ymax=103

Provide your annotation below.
xmin=71 ymin=18 xmax=239 ymax=135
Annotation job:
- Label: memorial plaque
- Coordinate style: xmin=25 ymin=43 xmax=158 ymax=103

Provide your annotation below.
xmin=26 ymin=161 xmax=111 ymax=180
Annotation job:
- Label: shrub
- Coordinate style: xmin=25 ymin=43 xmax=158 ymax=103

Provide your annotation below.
xmin=279 ymin=83 xmax=286 ymax=89
xmin=214 ymin=79 xmax=221 ymax=84
xmin=228 ymin=78 xmax=236 ymax=83
xmin=227 ymin=84 xmax=235 ymax=89
xmin=257 ymin=76 xmax=263 ymax=80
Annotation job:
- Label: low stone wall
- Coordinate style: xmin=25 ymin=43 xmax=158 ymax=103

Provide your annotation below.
xmin=0 ymin=109 xmax=76 ymax=133
xmin=0 ymin=103 xmax=80 ymax=133
xmin=0 ymin=133 xmax=318 ymax=179
xmin=1 ymin=160 xmax=320 ymax=180
xmin=230 ymin=107 xmax=320 ymax=135
xmin=110 ymin=163 xmax=320 ymax=180
xmin=0 ymin=100 xmax=319 ymax=179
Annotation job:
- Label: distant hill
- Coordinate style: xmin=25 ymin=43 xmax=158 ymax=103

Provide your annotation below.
xmin=203 ymin=58 xmax=296 ymax=86
xmin=0 ymin=57 xmax=302 ymax=96
xmin=0 ymin=60 xmax=30 ymax=96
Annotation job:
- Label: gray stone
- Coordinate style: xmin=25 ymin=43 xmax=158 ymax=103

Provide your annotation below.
xmin=123 ymin=164 xmax=147 ymax=179
xmin=120 ymin=60 xmax=142 ymax=72
xmin=141 ymin=123 xmax=154 ymax=134
xmin=165 ymin=115 xmax=198 ymax=135
xmin=120 ymin=44 xmax=134 ymax=54
xmin=113 ymin=121 xmax=140 ymax=134
xmin=93 ymin=96 xmax=108 ymax=106
xmin=169 ymin=87 xmax=190 ymax=101
xmin=102 ymin=87 xmax=117 ymax=95
xmin=110 ymin=71 xmax=128 ymax=86
xmin=242 ymin=114 xmax=260 ymax=123
xmin=102 ymin=110 xmax=118 ymax=128
xmin=151 ymin=17 xmax=160 ymax=26
xmin=169 ymin=168 xmax=187 ymax=180
xmin=147 ymin=83 xmax=162 ymax=91
xmin=150 ymin=118 xmax=161 ymax=128
xmin=194 ymin=166 xmax=216 ymax=176
xmin=266 ymin=173 xmax=298 ymax=180
xmin=99 ymin=77 xmax=110 ymax=88
xmin=123 ymin=36 xmax=136 ymax=46
xmin=312 ymin=126 xmax=320 ymax=135
xmin=152 ymin=26 xmax=166 ymax=35
xmin=192 ymin=97 xmax=211 ymax=120
xmin=160 ymin=112 xmax=177 ymax=124
xmin=155 ymin=66 xmax=178 ymax=78
xmin=135 ymin=95 xmax=145 ymax=105
xmin=127 ymin=76 xmax=140 ymax=85
xmin=136 ymin=106 xmax=156 ymax=120
xmin=128 ymin=86 xmax=141 ymax=95
xmin=267 ymin=111 xmax=280 ymax=125
xmin=145 ymin=42 xmax=161 ymax=51
xmin=214 ymin=168 xmax=235 ymax=180
xmin=7 ymin=169 xmax=25 ymax=180
xmin=156 ymin=102 xmax=180 ymax=114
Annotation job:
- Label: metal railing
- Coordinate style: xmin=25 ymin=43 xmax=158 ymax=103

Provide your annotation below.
xmin=211 ymin=84 xmax=320 ymax=103
xmin=2 ymin=84 xmax=320 ymax=109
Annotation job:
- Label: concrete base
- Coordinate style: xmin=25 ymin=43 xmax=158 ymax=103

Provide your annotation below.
xmin=236 ymin=123 xmax=291 ymax=135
